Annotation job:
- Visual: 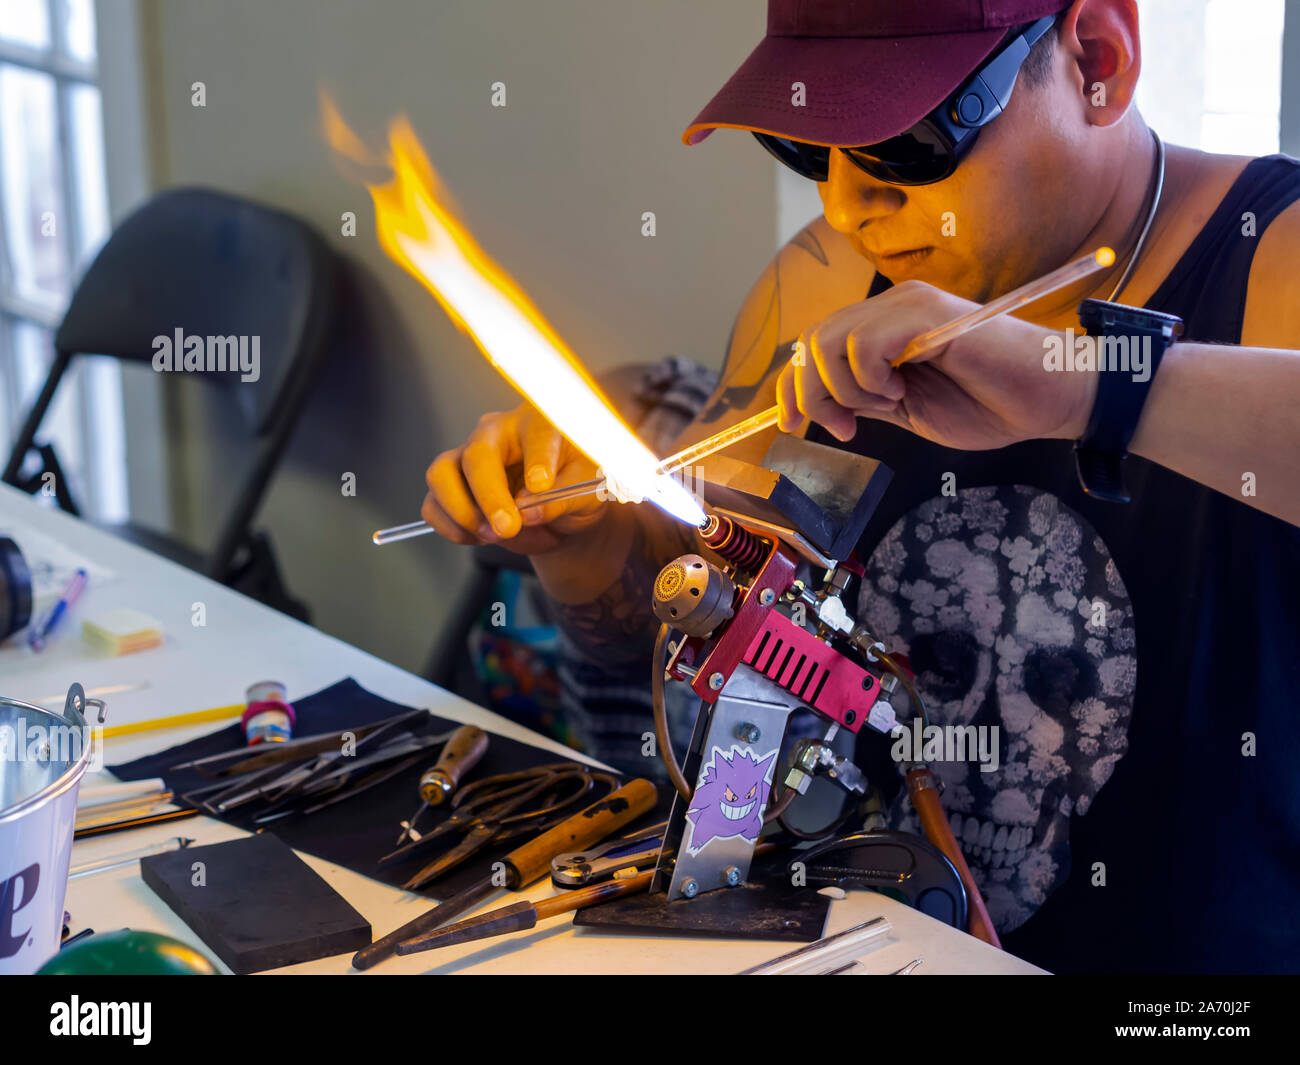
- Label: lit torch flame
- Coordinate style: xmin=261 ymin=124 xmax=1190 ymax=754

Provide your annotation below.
xmin=322 ymin=98 xmax=705 ymax=527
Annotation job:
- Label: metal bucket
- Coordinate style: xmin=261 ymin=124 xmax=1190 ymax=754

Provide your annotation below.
xmin=0 ymin=684 xmax=106 ymax=974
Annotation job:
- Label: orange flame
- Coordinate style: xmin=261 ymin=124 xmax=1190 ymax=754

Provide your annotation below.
xmin=322 ymin=97 xmax=705 ymax=526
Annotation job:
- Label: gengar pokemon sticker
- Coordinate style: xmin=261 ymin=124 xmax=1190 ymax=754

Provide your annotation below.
xmin=684 ymin=745 xmax=778 ymax=855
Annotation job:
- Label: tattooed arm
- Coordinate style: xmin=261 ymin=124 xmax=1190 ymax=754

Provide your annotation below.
xmin=540 ymin=217 xmax=875 ymax=668
xmin=537 ymin=358 xmax=713 ymax=667
xmin=539 ymin=497 xmax=695 ymax=668
xmin=668 ymin=216 xmax=878 ymax=462
xmin=423 ymin=217 xmax=869 ymax=687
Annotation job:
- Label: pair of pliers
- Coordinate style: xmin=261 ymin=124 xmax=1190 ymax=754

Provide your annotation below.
xmin=381 ymin=762 xmax=615 ymax=890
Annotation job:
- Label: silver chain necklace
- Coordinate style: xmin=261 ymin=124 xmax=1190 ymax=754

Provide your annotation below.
xmin=1106 ymin=130 xmax=1165 ymax=301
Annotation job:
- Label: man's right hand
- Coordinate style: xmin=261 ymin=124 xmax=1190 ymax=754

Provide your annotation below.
xmin=422 ymin=402 xmax=608 ymax=555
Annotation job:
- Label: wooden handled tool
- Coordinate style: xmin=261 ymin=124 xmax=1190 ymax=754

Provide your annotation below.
xmin=500 ymin=777 xmax=657 ymax=887
xmin=419 ymin=725 xmax=488 ymax=804
xmin=351 ymin=777 xmax=656 ymax=969
xmin=906 ymin=767 xmax=1001 ymax=949
xmin=398 ymin=868 xmax=654 ymax=954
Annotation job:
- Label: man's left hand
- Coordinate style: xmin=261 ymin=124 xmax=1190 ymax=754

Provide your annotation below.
xmin=776 ymin=279 xmax=1098 ymax=451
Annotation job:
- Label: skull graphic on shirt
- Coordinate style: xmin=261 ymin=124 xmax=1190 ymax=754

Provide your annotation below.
xmin=857 ymin=485 xmax=1136 ymax=932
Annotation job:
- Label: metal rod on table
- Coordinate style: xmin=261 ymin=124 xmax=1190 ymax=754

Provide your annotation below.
xmin=68 ymin=836 xmax=193 ymax=879
xmin=738 ymin=917 xmax=893 ymax=976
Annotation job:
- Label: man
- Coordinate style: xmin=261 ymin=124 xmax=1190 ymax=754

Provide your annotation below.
xmin=422 ymin=0 xmax=1300 ymax=972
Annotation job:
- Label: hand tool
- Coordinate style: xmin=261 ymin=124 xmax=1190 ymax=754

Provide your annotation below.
xmin=889 ymin=958 xmax=923 ymax=975
xmin=738 ymin=916 xmax=893 ymax=975
xmin=253 ymin=730 xmax=451 ymax=803
xmin=183 ymin=761 xmax=293 ymax=815
xmin=397 ymin=867 xmax=654 ymax=955
xmin=890 ymin=246 xmax=1115 ymax=366
xmin=395 ymin=724 xmax=488 ymax=846
xmin=384 ymin=762 xmax=618 ymax=890
xmin=215 ymin=757 xmax=327 ymax=811
xmin=350 ymin=776 xmax=656 ymax=970
xmin=220 ymin=729 xmax=455 ymax=820
xmin=550 ymin=820 xmax=666 ymax=887
xmin=416 ymin=724 xmax=488 ymax=805
xmin=254 ymin=747 xmax=436 ymax=823
xmin=168 ymin=707 xmax=431 ymax=775
xmin=370 ymin=407 xmax=779 ymax=545
xmin=295 ymin=750 xmax=432 ymax=817
xmin=553 ymin=829 xmax=785 ymax=891
xmin=173 ymin=715 xmax=459 ymax=825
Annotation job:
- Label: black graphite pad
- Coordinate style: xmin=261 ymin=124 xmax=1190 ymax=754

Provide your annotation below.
xmin=697 ymin=433 xmax=892 ymax=561
xmin=573 ymin=856 xmax=829 ymax=942
xmin=141 ymin=833 xmax=371 ymax=974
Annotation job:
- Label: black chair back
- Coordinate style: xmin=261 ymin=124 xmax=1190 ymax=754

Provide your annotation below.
xmin=3 ymin=187 xmax=338 ymax=597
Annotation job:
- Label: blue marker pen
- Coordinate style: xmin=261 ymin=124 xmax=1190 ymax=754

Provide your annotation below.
xmin=29 ymin=568 xmax=88 ymax=652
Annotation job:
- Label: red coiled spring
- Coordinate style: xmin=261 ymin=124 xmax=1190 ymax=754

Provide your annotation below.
xmin=699 ymin=512 xmax=767 ymax=570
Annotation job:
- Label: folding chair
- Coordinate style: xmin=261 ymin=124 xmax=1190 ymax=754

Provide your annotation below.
xmin=2 ymin=187 xmax=339 ymax=621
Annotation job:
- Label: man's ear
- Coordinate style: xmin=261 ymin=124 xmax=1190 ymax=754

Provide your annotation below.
xmin=1058 ymin=0 xmax=1141 ymax=126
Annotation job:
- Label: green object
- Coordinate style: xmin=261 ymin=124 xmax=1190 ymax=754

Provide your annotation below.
xmin=38 ymin=930 xmax=219 ymax=975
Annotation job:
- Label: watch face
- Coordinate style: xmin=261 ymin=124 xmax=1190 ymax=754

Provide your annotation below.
xmin=1079 ymin=299 xmax=1184 ymax=340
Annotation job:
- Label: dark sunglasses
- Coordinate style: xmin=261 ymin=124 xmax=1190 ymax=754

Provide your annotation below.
xmin=754 ymin=14 xmax=1057 ymax=186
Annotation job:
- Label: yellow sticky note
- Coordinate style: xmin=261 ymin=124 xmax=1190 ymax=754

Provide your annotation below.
xmin=82 ymin=608 xmax=164 ymax=656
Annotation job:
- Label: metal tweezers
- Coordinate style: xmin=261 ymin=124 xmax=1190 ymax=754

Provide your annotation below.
xmin=170 ymin=708 xmax=432 ymax=777
xmin=250 ymin=733 xmax=454 ymax=823
xmin=177 ymin=715 xmax=457 ymax=821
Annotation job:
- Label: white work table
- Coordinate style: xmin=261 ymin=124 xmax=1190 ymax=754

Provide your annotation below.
xmin=0 ymin=484 xmax=1043 ymax=975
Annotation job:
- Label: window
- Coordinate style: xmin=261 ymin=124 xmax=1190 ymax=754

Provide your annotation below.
xmin=1136 ymin=0 xmax=1288 ymax=155
xmin=0 ymin=0 xmax=125 ymax=521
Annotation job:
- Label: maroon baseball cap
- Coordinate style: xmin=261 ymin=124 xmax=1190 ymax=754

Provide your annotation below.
xmin=683 ymin=0 xmax=1070 ymax=147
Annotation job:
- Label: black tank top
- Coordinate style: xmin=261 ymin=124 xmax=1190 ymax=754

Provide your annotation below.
xmin=821 ymin=155 xmax=1300 ymax=973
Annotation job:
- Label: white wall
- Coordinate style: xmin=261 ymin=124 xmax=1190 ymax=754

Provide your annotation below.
xmin=112 ymin=0 xmax=776 ymax=673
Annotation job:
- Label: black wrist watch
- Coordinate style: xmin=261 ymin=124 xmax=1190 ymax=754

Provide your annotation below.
xmin=1073 ymin=299 xmax=1184 ymax=503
